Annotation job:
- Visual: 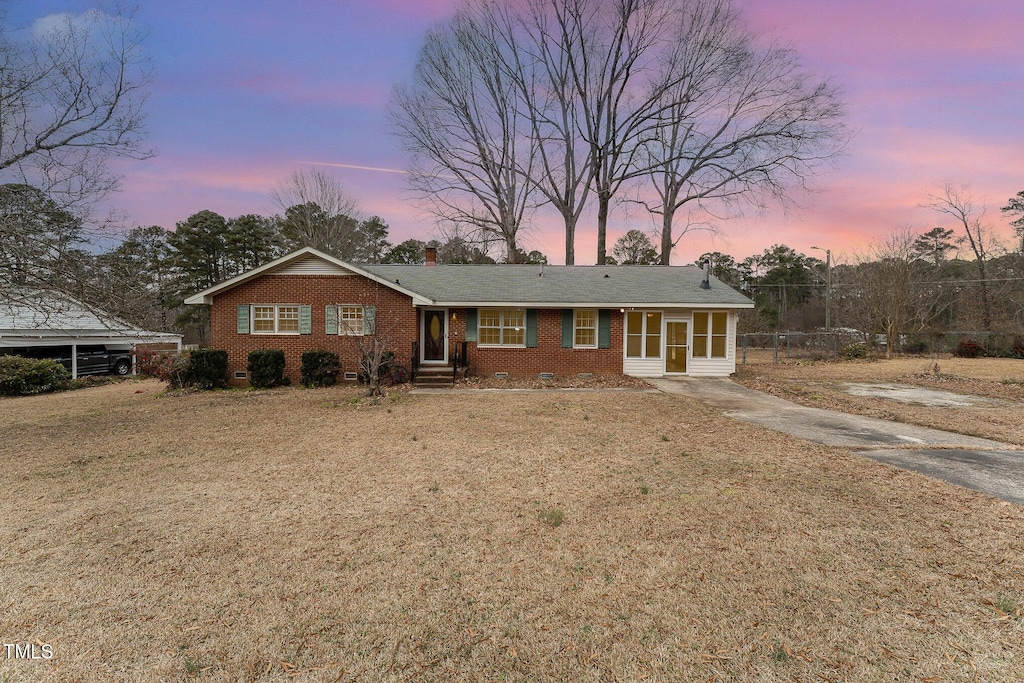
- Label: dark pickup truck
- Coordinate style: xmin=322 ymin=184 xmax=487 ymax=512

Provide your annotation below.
xmin=8 ymin=345 xmax=133 ymax=376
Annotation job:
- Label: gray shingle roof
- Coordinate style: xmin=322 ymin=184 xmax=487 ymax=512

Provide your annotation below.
xmin=361 ymin=264 xmax=753 ymax=307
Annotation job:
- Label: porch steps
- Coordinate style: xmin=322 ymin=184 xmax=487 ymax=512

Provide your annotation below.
xmin=413 ymin=365 xmax=456 ymax=388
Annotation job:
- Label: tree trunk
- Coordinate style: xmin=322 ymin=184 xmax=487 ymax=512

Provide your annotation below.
xmin=596 ymin=192 xmax=610 ymax=265
xmin=505 ymin=233 xmax=519 ymax=264
xmin=564 ymin=213 xmax=575 ymax=266
xmin=660 ymin=212 xmax=673 ymax=265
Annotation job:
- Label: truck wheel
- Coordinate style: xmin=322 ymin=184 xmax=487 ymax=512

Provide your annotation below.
xmin=114 ymin=360 xmax=131 ymax=376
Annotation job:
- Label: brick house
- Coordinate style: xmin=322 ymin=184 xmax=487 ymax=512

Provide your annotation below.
xmin=184 ymin=247 xmax=753 ymax=386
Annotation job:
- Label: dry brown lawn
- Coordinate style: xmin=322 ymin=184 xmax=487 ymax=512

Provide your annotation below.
xmin=736 ymin=356 xmax=1024 ymax=446
xmin=1 ymin=380 xmax=1022 ymax=682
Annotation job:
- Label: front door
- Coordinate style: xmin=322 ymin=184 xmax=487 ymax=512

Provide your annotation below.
xmin=422 ymin=309 xmax=447 ymax=363
xmin=665 ymin=321 xmax=688 ymax=373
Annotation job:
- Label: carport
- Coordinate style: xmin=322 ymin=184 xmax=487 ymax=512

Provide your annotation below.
xmin=1 ymin=290 xmax=182 ymax=378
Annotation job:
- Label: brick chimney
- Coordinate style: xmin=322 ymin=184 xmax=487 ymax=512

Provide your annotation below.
xmin=425 ymin=246 xmax=437 ymax=267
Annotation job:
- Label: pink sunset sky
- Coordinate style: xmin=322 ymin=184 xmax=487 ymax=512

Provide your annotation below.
xmin=13 ymin=0 xmax=1024 ymax=265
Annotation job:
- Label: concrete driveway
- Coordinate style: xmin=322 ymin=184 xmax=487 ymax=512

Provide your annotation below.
xmin=649 ymin=377 xmax=1024 ymax=505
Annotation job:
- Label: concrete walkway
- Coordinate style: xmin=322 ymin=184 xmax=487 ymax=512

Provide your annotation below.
xmin=649 ymin=377 xmax=1024 ymax=505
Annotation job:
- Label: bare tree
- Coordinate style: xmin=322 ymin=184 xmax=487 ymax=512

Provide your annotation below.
xmin=926 ymin=184 xmax=996 ymax=332
xmin=496 ymin=0 xmax=594 ymax=265
xmin=636 ymin=0 xmax=845 ymax=264
xmin=391 ymin=5 xmax=538 ymax=263
xmin=270 ymin=168 xmax=362 ymax=257
xmin=396 ymin=0 xmax=845 ymax=266
xmin=0 ymin=7 xmax=152 ymax=211
xmin=849 ymin=230 xmax=919 ymax=359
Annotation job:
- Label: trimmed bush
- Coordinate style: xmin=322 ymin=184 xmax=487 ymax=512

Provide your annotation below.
xmin=0 ymin=355 xmax=70 ymax=396
xmin=840 ymin=342 xmax=867 ymax=360
xmin=190 ymin=349 xmax=228 ymax=389
xmin=137 ymin=349 xmax=229 ymax=390
xmin=248 ymin=349 xmax=287 ymax=388
xmin=954 ymin=339 xmax=984 ymax=358
xmin=301 ymin=350 xmax=340 ymax=388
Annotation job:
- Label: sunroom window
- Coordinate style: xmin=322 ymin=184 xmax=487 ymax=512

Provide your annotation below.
xmin=625 ymin=311 xmax=662 ymax=358
xmin=692 ymin=311 xmax=728 ymax=358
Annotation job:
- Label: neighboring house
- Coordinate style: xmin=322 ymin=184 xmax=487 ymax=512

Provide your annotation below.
xmin=184 ymin=246 xmax=754 ymax=386
xmin=0 ymin=289 xmax=182 ymax=378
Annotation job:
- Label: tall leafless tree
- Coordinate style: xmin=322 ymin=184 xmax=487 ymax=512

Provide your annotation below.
xmin=848 ymin=229 xmax=919 ymax=359
xmin=927 ymin=184 xmax=996 ymax=332
xmin=395 ymin=0 xmax=845 ymax=266
xmin=0 ymin=7 xmax=152 ymax=309
xmin=0 ymin=7 xmax=152 ymax=210
xmin=270 ymin=168 xmax=362 ymax=257
xmin=390 ymin=5 xmax=538 ymax=263
xmin=636 ymin=0 xmax=846 ymax=264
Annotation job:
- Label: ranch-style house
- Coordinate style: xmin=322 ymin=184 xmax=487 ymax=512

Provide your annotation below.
xmin=184 ymin=247 xmax=754 ymax=386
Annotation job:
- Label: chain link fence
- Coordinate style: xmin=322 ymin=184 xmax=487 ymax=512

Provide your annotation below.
xmin=738 ymin=331 xmax=1024 ymax=364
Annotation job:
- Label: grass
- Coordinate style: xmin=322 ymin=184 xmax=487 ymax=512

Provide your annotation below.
xmin=735 ymin=355 xmax=1024 ymax=445
xmin=0 ymin=380 xmax=1022 ymax=681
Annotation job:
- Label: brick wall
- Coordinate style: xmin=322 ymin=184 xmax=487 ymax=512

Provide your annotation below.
xmin=458 ymin=308 xmax=624 ymax=378
xmin=210 ymin=274 xmax=419 ymax=386
xmin=209 ymin=275 xmax=627 ymax=385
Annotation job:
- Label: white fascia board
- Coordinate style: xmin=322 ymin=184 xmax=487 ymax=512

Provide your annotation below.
xmin=183 ymin=247 xmax=432 ymax=305
xmin=430 ymin=301 xmax=755 ymax=309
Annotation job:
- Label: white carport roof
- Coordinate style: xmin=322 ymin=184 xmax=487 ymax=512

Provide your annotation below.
xmin=0 ymin=289 xmax=182 ymax=348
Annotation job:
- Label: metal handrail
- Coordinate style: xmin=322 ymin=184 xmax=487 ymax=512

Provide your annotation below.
xmin=411 ymin=341 xmax=419 ymax=383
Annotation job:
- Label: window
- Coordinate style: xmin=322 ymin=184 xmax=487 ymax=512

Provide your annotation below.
xmin=574 ymin=309 xmax=596 ymax=348
xmin=252 ymin=305 xmax=300 ymax=334
xmin=339 ymin=306 xmax=364 ymax=335
xmin=692 ymin=311 xmax=728 ymax=358
xmin=625 ymin=311 xmax=662 ymax=358
xmin=478 ymin=308 xmax=525 ymax=346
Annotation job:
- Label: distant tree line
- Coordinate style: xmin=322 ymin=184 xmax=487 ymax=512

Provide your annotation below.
xmin=0 ymin=170 xmax=552 ymax=342
xmin=690 ymin=186 xmax=1024 ymax=352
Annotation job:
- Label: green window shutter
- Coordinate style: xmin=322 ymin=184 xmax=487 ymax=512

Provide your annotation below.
xmin=363 ymin=305 xmax=376 ymax=335
xmin=237 ymin=305 xmax=250 ymax=334
xmin=525 ymin=309 xmax=538 ymax=348
xmin=561 ymin=309 xmax=574 ymax=348
xmin=325 ymin=305 xmax=338 ymax=335
xmin=465 ymin=308 xmax=478 ymax=342
xmin=598 ymin=309 xmax=611 ymax=349
xmin=299 ymin=305 xmax=312 ymax=334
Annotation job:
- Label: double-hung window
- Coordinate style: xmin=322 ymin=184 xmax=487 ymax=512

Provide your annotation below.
xmin=478 ymin=308 xmax=525 ymax=346
xmin=692 ymin=311 xmax=728 ymax=358
xmin=625 ymin=311 xmax=662 ymax=358
xmin=574 ymin=310 xmax=597 ymax=348
xmin=252 ymin=305 xmax=300 ymax=334
xmin=338 ymin=305 xmax=364 ymax=335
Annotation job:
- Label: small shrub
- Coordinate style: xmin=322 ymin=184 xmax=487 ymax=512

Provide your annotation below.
xmin=248 ymin=349 xmax=287 ymax=389
xmin=1011 ymin=338 xmax=1024 ymax=360
xmin=840 ymin=342 xmax=867 ymax=360
xmin=135 ymin=349 xmax=167 ymax=378
xmin=0 ymin=355 xmax=70 ymax=396
xmin=954 ymin=339 xmax=984 ymax=358
xmin=301 ymin=350 xmax=340 ymax=388
xmin=389 ymin=362 xmax=410 ymax=385
xmin=138 ymin=350 xmax=226 ymax=390
xmin=190 ymin=349 xmax=228 ymax=389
